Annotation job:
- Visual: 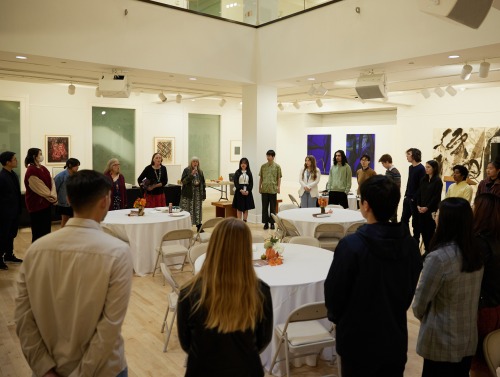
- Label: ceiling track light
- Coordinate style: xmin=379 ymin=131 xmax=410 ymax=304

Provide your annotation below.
xmin=316 ymin=84 xmax=328 ymax=96
xmin=176 ymin=93 xmax=182 ymax=103
xmin=219 ymin=98 xmax=226 ymax=107
xmin=307 ymin=85 xmax=316 ymax=96
xmin=158 ymin=92 xmax=167 ymax=102
xmin=315 ymin=98 xmax=323 ymax=108
xmin=479 ymin=61 xmax=490 ymax=78
xmin=278 ymin=102 xmax=284 ymax=111
xmin=445 ymin=85 xmax=457 ymax=96
xmin=421 ymin=88 xmax=431 ymax=99
xmin=95 ymin=87 xmax=101 ymax=97
xmin=293 ymin=100 xmax=300 ymax=109
xmin=434 ymin=87 xmax=445 ymax=97
xmin=460 ymin=64 xmax=473 ymax=80
xmin=68 ymin=83 xmax=75 ymax=95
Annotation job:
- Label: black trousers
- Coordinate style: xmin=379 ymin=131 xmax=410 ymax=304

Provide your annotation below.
xmin=422 ymin=356 xmax=473 ymax=377
xmin=420 ymin=211 xmax=436 ymax=252
xmin=29 ymin=206 xmax=52 ymax=243
xmin=401 ymin=197 xmax=421 ymax=243
xmin=261 ymin=193 xmax=277 ymax=224
xmin=341 ymin=355 xmax=406 ymax=377
xmin=0 ymin=216 xmax=19 ymax=256
xmin=328 ymin=191 xmax=348 ymax=209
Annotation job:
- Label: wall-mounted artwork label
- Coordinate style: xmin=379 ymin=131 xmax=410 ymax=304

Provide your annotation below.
xmin=46 ymin=136 xmax=70 ymax=164
xmin=346 ymin=134 xmax=375 ymax=176
xmin=307 ymin=135 xmax=331 ymax=175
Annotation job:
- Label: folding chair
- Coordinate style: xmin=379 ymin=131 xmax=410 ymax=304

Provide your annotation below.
xmin=189 ymin=243 xmax=208 ymax=274
xmin=484 ymin=328 xmax=500 ymax=377
xmin=314 ymin=223 xmax=344 ymax=251
xmin=160 ymin=263 xmax=180 ymax=352
xmin=288 ymin=194 xmax=301 ymax=208
xmin=280 ymin=218 xmax=301 ymax=243
xmin=288 ymin=236 xmax=321 ymax=248
xmin=344 ymin=221 xmax=365 ymax=236
xmin=193 ymin=217 xmax=224 ymax=244
xmin=152 ymin=228 xmax=193 ymax=277
xmin=270 ymin=213 xmax=286 ymax=241
xmin=270 ymin=302 xmax=335 ymax=377
xmin=280 ymin=203 xmax=298 ymax=212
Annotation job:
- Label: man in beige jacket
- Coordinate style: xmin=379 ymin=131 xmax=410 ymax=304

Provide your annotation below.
xmin=15 ymin=170 xmax=133 ymax=377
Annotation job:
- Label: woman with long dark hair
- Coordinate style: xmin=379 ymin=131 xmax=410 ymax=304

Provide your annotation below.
xmin=470 ymin=193 xmax=500 ymax=377
xmin=54 ymin=157 xmax=80 ymax=227
xmin=475 ymin=160 xmax=500 ymax=199
xmin=298 ymin=155 xmax=321 ymax=208
xmin=232 ymin=157 xmax=255 ymax=222
xmin=417 ymin=159 xmax=443 ymax=254
xmin=137 ymin=153 xmax=168 ymax=208
xmin=326 ymin=150 xmax=352 ymax=209
xmin=24 ymin=148 xmax=57 ymax=242
xmin=413 ymin=197 xmax=483 ymax=377
xmin=177 ymin=218 xmax=273 ymax=376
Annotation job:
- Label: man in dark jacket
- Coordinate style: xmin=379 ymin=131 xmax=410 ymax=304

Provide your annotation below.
xmin=324 ymin=175 xmax=422 ymax=377
xmin=0 ymin=151 xmax=23 ymax=269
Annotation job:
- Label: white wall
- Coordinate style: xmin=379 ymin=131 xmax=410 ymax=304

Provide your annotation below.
xmin=0 ymin=80 xmax=242 ymax=190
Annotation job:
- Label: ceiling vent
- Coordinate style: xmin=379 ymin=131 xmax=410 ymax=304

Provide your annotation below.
xmin=355 ymin=73 xmax=386 ymax=100
xmin=98 ymin=74 xmax=130 ymax=98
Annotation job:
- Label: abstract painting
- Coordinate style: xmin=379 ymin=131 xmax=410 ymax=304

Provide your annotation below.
xmin=230 ymin=140 xmax=242 ymax=162
xmin=307 ymin=135 xmax=331 ymax=174
xmin=433 ymin=127 xmax=500 ymax=182
xmin=345 ymin=134 xmax=375 ymax=176
xmin=46 ymin=136 xmax=70 ymax=164
xmin=154 ymin=137 xmax=175 ymax=165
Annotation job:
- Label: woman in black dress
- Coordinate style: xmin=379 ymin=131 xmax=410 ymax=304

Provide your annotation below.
xmin=137 ymin=153 xmax=168 ymax=208
xmin=232 ymin=157 xmax=255 ymax=222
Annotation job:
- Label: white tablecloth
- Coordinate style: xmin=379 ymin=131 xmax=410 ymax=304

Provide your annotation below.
xmin=278 ymin=207 xmax=365 ymax=237
xmin=195 ymin=243 xmax=334 ymax=376
xmin=102 ymin=208 xmax=192 ymax=276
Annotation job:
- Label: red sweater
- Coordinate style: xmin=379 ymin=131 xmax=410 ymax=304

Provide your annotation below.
xmin=24 ymin=164 xmax=53 ymax=212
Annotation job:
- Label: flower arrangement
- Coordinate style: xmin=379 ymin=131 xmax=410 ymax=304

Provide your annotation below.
xmin=133 ymin=197 xmax=146 ymax=209
xmin=260 ymin=235 xmax=284 ymax=266
xmin=318 ymin=196 xmax=328 ymax=214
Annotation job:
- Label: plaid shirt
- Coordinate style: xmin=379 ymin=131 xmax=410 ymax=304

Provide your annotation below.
xmin=412 ymin=243 xmax=483 ymax=362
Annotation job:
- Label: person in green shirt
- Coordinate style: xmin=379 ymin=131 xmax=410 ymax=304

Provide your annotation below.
xmin=326 ymin=150 xmax=352 ymax=209
xmin=259 ymin=150 xmax=282 ymax=230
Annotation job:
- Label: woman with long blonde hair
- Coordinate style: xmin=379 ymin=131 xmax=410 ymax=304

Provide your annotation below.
xmin=299 ymin=155 xmax=321 ymax=208
xmin=177 ymin=218 xmax=273 ymax=376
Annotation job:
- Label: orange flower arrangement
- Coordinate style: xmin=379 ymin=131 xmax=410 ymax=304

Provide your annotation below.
xmin=260 ymin=236 xmax=284 ymax=266
xmin=133 ymin=197 xmax=146 ymax=209
xmin=318 ymin=197 xmax=328 ymax=208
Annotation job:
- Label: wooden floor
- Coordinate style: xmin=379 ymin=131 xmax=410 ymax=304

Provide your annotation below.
xmin=0 ymin=190 xmax=423 ymax=377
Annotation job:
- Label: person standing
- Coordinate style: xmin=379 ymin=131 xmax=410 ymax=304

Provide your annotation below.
xmin=325 ymin=176 xmax=422 ymax=377
xmin=413 ymin=198 xmax=483 ymax=377
xmin=298 ymin=155 xmax=321 ymax=208
xmin=24 ymin=148 xmax=57 ymax=242
xmin=104 ymin=158 xmax=128 ymax=210
xmin=417 ymin=160 xmax=443 ymax=255
xmin=177 ymin=218 xmax=273 ymax=376
xmin=232 ymin=157 xmax=255 ymax=222
xmin=259 ymin=150 xmax=282 ymax=230
xmin=180 ymin=157 xmax=206 ymax=231
xmin=326 ymin=150 xmax=352 ymax=209
xmin=137 ymin=153 xmax=168 ymax=208
xmin=475 ymin=160 xmax=500 ymax=199
xmin=54 ymin=158 xmax=80 ymax=227
xmin=401 ymin=148 xmax=425 ymax=244
xmin=0 ymin=151 xmax=23 ymax=269
xmin=445 ymin=164 xmax=473 ymax=203
xmin=378 ymin=153 xmax=401 ymax=223
xmin=15 ymin=170 xmax=133 ymax=377
xmin=356 ymin=154 xmax=376 ymax=195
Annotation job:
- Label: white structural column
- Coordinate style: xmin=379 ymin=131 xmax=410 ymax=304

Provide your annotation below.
xmin=241 ymin=85 xmax=278 ymax=224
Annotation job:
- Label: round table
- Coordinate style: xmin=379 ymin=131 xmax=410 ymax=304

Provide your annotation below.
xmin=102 ymin=208 xmax=192 ymax=276
xmin=278 ymin=207 xmax=365 ymax=237
xmin=195 ymin=243 xmax=334 ymax=375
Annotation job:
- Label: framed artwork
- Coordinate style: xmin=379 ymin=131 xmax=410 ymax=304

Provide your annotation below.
xmin=307 ymin=134 xmax=332 ymax=174
xmin=345 ymin=134 xmax=375 ymax=177
xmin=52 ymin=166 xmax=65 ymax=177
xmin=230 ymin=140 xmax=242 ymax=162
xmin=46 ymin=136 xmax=70 ymax=165
xmin=154 ymin=137 xmax=175 ymax=165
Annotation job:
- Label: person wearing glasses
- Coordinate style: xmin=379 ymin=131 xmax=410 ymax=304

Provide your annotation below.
xmin=326 ymin=150 xmax=352 ymax=209
xmin=104 ymin=158 xmax=128 ymax=210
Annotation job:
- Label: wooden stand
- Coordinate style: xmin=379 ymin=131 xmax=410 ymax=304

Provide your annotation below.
xmin=211 ymin=201 xmax=237 ymax=218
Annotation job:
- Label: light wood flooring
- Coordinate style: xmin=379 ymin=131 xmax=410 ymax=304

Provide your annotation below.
xmin=0 ymin=191 xmax=423 ymax=377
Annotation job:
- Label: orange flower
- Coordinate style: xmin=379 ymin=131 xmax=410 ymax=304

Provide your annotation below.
xmin=133 ymin=197 xmax=146 ymax=208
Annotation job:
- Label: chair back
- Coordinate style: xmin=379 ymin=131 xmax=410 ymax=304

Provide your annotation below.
xmin=288 ymin=236 xmax=321 ymax=248
xmin=484 ymin=328 xmax=500 ymax=376
xmin=288 ymin=194 xmax=300 ymax=207
xmin=160 ymin=263 xmax=180 ymax=294
xmin=161 ymin=228 xmax=194 ymax=244
xmin=281 ymin=218 xmax=301 ymax=238
xmin=270 ymin=213 xmax=286 ymax=240
xmin=280 ymin=203 xmax=298 ymax=212
xmin=314 ymin=223 xmax=344 ymax=239
xmin=194 ymin=217 xmax=224 ymax=243
xmin=286 ymin=302 xmax=328 ymax=326
xmin=189 ymin=243 xmax=208 ymax=267
xmin=345 ymin=221 xmax=365 ymax=236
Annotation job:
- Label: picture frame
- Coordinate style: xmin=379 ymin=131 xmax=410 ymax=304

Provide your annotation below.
xmin=230 ymin=140 xmax=242 ymax=162
xmin=52 ymin=166 xmax=65 ymax=177
xmin=154 ymin=137 xmax=175 ymax=165
xmin=46 ymin=135 xmax=70 ymax=165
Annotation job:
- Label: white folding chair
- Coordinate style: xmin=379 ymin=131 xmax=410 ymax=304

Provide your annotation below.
xmin=271 ymin=213 xmax=287 ymax=241
xmin=160 ymin=263 xmax=180 ymax=352
xmin=484 ymin=328 xmax=500 ymax=377
xmin=280 ymin=203 xmax=298 ymax=212
xmin=270 ymin=302 xmax=335 ymax=377
xmin=288 ymin=236 xmax=321 ymax=248
xmin=280 ymin=218 xmax=301 ymax=243
xmin=314 ymin=223 xmax=344 ymax=251
xmin=193 ymin=217 xmax=224 ymax=244
xmin=288 ymin=194 xmax=301 ymax=208
xmin=344 ymin=221 xmax=365 ymax=236
xmin=189 ymin=243 xmax=208 ymax=274
xmin=152 ymin=228 xmax=193 ymax=277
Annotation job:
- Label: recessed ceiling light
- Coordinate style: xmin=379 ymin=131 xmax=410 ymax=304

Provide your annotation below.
xmin=189 ymin=77 xmax=197 ymax=81
xmin=448 ymin=55 xmax=460 ymax=59
xmin=101 ymin=111 xmax=106 ymax=115
xmin=307 ymin=77 xmax=316 ymax=81
xmin=15 ymin=56 xmax=27 ymax=60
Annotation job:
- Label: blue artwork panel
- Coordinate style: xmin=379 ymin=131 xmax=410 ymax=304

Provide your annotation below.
xmin=307 ymin=135 xmax=331 ymax=175
xmin=345 ymin=134 xmax=375 ymax=177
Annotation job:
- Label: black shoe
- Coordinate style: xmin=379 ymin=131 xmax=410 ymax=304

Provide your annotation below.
xmin=4 ymin=254 xmax=22 ymax=263
xmin=263 ymin=223 xmax=269 ymax=230
xmin=270 ymin=224 xmax=275 ymax=230
xmin=0 ymin=260 xmax=8 ymax=270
